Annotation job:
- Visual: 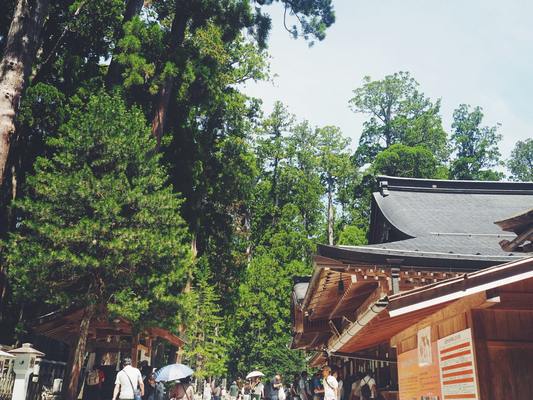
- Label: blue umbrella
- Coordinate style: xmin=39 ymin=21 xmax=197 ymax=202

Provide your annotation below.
xmin=154 ymin=363 xmax=194 ymax=382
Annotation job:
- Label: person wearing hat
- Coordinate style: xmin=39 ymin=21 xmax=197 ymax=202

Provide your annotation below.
xmin=113 ymin=358 xmax=144 ymax=400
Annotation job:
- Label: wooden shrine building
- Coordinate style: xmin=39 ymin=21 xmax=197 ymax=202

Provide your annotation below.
xmin=291 ymin=176 xmax=533 ymax=399
xmin=33 ymin=306 xmax=185 ymax=366
xmin=31 ymin=305 xmax=185 ymax=399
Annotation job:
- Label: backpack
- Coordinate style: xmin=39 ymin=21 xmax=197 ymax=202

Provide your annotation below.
xmin=360 ymin=377 xmax=371 ymax=399
xmin=87 ymin=370 xmax=100 ymax=386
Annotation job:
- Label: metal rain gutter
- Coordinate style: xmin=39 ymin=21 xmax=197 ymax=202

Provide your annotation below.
xmin=327 ymin=296 xmax=389 ymax=354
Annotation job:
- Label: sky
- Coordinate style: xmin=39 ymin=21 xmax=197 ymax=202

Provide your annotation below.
xmin=241 ymin=0 xmax=533 ymax=159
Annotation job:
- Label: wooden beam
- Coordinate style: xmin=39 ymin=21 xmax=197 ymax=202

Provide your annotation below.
xmin=86 ymin=343 xmax=131 ymax=352
xmin=146 ymin=327 xmax=185 ymax=347
xmin=328 ymin=285 xmax=377 ymax=320
xmin=499 ymin=226 xmax=533 ymax=251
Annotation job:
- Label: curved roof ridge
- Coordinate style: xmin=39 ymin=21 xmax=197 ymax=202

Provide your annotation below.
xmin=377 ymin=175 xmax=533 ymax=194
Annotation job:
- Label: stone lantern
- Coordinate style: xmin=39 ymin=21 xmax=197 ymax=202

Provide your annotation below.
xmin=8 ymin=343 xmax=45 ymax=400
xmin=0 ymin=349 xmax=15 ymax=375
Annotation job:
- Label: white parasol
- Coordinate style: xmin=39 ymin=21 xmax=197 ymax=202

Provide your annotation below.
xmin=246 ymin=371 xmax=265 ymax=379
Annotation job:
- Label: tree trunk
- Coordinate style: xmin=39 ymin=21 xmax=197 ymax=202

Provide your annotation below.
xmin=150 ymin=10 xmax=188 ymax=146
xmin=105 ymin=0 xmax=144 ymax=88
xmin=65 ymin=304 xmax=95 ymax=400
xmin=327 ymin=178 xmax=334 ymax=246
xmin=0 ymin=0 xmax=49 ymax=187
xmin=131 ymin=332 xmax=140 ymax=367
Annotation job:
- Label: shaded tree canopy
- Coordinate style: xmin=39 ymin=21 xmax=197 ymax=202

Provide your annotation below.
xmin=372 ymin=143 xmax=447 ymax=179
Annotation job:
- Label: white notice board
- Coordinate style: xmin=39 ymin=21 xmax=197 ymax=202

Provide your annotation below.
xmin=437 ymin=328 xmax=479 ymax=400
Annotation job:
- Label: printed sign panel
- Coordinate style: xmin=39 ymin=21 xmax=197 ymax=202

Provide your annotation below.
xmin=418 ymin=326 xmax=433 ymax=366
xmin=437 ymin=328 xmax=479 ymax=400
xmin=398 ymin=342 xmax=441 ymax=400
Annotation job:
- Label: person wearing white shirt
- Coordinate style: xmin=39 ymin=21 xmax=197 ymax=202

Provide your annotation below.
xmin=332 ymin=371 xmax=342 ymax=400
xmin=298 ymin=372 xmax=311 ymax=400
xmin=113 ymin=358 xmax=144 ymax=400
xmin=319 ymin=367 xmax=338 ymax=400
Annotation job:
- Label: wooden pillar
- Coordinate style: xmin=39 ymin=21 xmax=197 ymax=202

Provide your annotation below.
xmin=131 ymin=333 xmax=139 ymax=367
xmin=146 ymin=337 xmax=153 ymax=366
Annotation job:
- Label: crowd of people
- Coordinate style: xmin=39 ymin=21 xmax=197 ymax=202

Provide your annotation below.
xmin=199 ymin=367 xmax=378 ymax=400
xmin=84 ymin=361 xmax=378 ymax=400
xmin=83 ymin=358 xmax=194 ymax=400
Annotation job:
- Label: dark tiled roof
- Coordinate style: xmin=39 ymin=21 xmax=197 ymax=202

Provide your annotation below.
xmin=370 ymin=176 xmax=533 ymax=262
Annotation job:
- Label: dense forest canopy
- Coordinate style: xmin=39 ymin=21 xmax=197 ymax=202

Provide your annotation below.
xmin=0 ymin=0 xmax=531 ymax=388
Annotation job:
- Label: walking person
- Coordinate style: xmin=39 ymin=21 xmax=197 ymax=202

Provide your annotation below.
xmin=349 ymin=373 xmax=362 ymax=400
xmin=230 ymin=381 xmax=239 ymax=400
xmin=213 ymin=381 xmax=222 ymax=400
xmin=317 ymin=367 xmax=338 ymax=400
xmin=113 ymin=358 xmax=144 ymax=400
xmin=311 ymin=372 xmax=323 ymax=400
xmin=358 ymin=372 xmax=376 ymax=400
xmin=298 ymin=372 xmax=311 ymax=400
xmin=290 ymin=374 xmax=300 ymax=400
xmin=142 ymin=374 xmax=156 ymax=400
xmin=242 ymin=381 xmax=252 ymax=400
xmin=251 ymin=377 xmax=264 ymax=400
xmin=169 ymin=376 xmax=194 ymax=400
xmin=332 ymin=371 xmax=343 ymax=400
xmin=85 ymin=364 xmax=105 ymax=400
xmin=204 ymin=382 xmax=212 ymax=400
xmin=271 ymin=375 xmax=282 ymax=400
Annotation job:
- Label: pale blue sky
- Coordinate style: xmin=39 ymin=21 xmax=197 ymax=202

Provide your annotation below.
xmin=242 ymin=0 xmax=533 ymax=161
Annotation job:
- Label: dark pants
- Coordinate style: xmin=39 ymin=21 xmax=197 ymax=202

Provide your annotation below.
xmin=85 ymin=385 xmax=101 ymax=400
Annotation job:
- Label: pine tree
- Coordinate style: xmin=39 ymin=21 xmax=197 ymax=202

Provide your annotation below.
xmin=4 ymin=93 xmax=192 ymax=399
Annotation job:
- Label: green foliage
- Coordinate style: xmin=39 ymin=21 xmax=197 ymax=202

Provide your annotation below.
xmin=4 ymin=93 xmax=192 ymax=330
xmin=508 ymin=138 xmax=533 ymax=182
xmin=231 ymin=218 xmax=312 ymax=378
xmin=315 ymin=125 xmax=353 ymax=243
xmin=337 ymin=225 xmax=367 ymax=246
xmin=349 ymin=72 xmax=448 ymax=166
xmin=230 ymin=105 xmax=325 ymax=378
xmin=316 ymin=125 xmax=351 ymax=188
xmin=449 ymin=104 xmax=503 ymax=180
xmin=372 ymin=144 xmax=448 ymax=179
xmin=184 ymin=261 xmax=230 ymax=378
xmin=253 ymin=0 xmax=335 ymax=44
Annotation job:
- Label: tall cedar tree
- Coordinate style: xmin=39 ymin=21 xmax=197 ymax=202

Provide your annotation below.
xmin=4 ymin=93 xmax=192 ymax=400
xmin=316 ymin=125 xmax=351 ymax=245
xmin=231 ymin=104 xmax=324 ymax=378
xmin=0 ymin=0 xmax=335 ymax=211
xmin=449 ymin=104 xmax=503 ymax=180
xmin=0 ymin=0 xmax=49 ymax=188
xmin=349 ymin=71 xmax=448 ymax=166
